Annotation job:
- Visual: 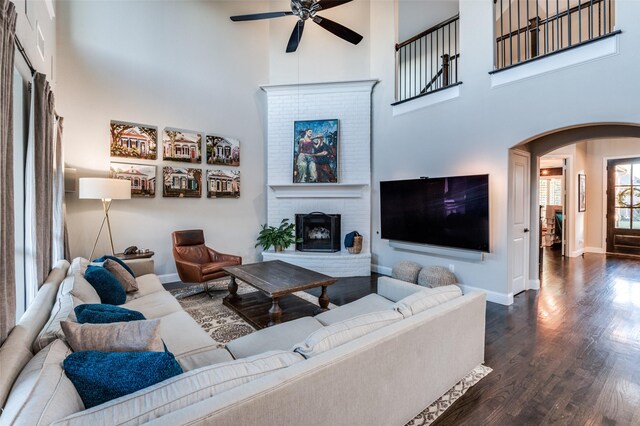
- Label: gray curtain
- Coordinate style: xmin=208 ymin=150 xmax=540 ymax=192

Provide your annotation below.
xmin=0 ymin=0 xmax=17 ymax=344
xmin=25 ymin=73 xmax=55 ymax=301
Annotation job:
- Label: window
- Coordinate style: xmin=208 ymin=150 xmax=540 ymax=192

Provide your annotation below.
xmin=614 ymin=162 xmax=640 ymax=229
xmin=539 ymin=176 xmax=562 ymax=220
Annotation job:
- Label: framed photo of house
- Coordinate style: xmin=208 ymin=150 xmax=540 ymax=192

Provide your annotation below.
xmin=162 ymin=129 xmax=202 ymax=163
xmin=163 ymin=167 xmax=202 ymax=198
xmin=110 ymin=121 xmax=157 ymax=160
xmin=109 ymin=162 xmax=156 ymax=198
xmin=293 ymin=119 xmax=339 ymax=184
xmin=578 ymin=174 xmax=586 ymax=212
xmin=206 ymin=135 xmax=240 ymax=166
xmin=206 ymin=170 xmax=240 ymax=198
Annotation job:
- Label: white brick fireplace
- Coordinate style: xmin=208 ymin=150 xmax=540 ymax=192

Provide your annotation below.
xmin=261 ymin=80 xmax=377 ymax=277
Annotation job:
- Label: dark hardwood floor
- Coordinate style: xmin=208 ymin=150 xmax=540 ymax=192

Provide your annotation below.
xmin=166 ymin=250 xmax=640 ymax=424
xmin=434 ymin=248 xmax=640 ymax=425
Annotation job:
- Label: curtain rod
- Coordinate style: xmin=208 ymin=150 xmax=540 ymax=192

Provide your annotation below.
xmin=14 ymin=36 xmax=36 ymax=77
xmin=14 ymin=36 xmax=61 ymax=120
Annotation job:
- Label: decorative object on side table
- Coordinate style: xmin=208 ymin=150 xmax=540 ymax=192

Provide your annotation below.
xmin=344 ymin=231 xmax=362 ymax=254
xmin=255 ymin=219 xmax=301 ymax=252
xmin=79 ymin=178 xmax=131 ymax=259
xmin=110 ymin=121 xmax=157 ymax=160
xmin=293 ymin=119 xmax=338 ymax=183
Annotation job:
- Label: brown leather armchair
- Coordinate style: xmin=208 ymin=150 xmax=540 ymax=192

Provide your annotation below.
xmin=172 ymin=230 xmax=242 ymax=296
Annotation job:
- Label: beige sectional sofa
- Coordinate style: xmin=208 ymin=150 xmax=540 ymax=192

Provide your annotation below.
xmin=0 ymin=258 xmax=486 ymax=426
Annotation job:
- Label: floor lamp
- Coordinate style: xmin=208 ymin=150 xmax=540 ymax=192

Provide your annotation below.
xmin=79 ymin=178 xmax=131 ymax=260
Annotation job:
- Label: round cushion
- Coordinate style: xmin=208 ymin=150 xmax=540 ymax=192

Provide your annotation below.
xmin=391 ymin=261 xmax=422 ymax=284
xmin=418 ymin=266 xmax=457 ymax=288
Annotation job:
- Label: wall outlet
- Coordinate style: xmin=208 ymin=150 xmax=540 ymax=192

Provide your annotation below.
xmin=448 ymin=264 xmax=455 ymax=273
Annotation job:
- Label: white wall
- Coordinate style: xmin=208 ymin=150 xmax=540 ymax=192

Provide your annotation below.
xmin=56 ymin=1 xmax=270 ymax=278
xmin=369 ymin=0 xmax=640 ymax=302
xmin=585 ymin=138 xmax=640 ymax=251
xmin=398 ymin=0 xmax=459 ymax=42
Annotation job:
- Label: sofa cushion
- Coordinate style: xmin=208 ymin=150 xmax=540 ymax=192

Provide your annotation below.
xmin=75 ymin=304 xmax=146 ymax=324
xmin=392 ymin=285 xmax=463 ymax=318
xmin=121 ymin=291 xmax=183 ymax=319
xmin=226 ymin=316 xmax=323 ymax=359
xmin=159 ymin=311 xmax=218 ymax=360
xmin=67 ymin=257 xmax=90 ymax=277
xmin=84 ymin=265 xmax=127 ymax=305
xmin=63 ymin=349 xmax=183 ymax=409
xmin=125 ymin=274 xmax=165 ymax=302
xmin=176 ymin=347 xmax=235 ymax=372
xmin=314 ymin=293 xmax=394 ymax=325
xmin=103 ymin=259 xmax=139 ymax=293
xmin=2 ymin=340 xmax=84 ymax=426
xmin=61 ymin=320 xmax=164 ymax=353
xmin=94 ymin=255 xmax=135 ymax=277
xmin=53 ymin=350 xmax=303 ymax=425
xmin=33 ymin=273 xmax=101 ymax=353
xmin=377 ymin=276 xmax=425 ymax=303
xmin=293 ymin=310 xmax=403 ymax=358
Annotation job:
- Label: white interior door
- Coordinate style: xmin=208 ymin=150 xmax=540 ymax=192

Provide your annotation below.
xmin=509 ymin=150 xmax=531 ymax=296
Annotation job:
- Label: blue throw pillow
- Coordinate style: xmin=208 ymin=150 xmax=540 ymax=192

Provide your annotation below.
xmin=63 ymin=350 xmax=183 ymax=408
xmin=75 ymin=304 xmax=145 ymax=324
xmin=94 ymin=255 xmax=135 ymax=277
xmin=84 ymin=266 xmax=126 ymax=305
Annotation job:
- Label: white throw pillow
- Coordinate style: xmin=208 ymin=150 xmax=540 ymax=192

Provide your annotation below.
xmin=292 ymin=310 xmax=403 ymax=358
xmin=392 ymin=285 xmax=462 ymax=318
xmin=2 ymin=340 xmax=84 ymax=425
xmin=51 ymin=350 xmax=303 ymax=426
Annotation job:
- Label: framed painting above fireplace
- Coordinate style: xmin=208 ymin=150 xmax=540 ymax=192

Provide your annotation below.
xmin=293 ymin=119 xmax=338 ymax=184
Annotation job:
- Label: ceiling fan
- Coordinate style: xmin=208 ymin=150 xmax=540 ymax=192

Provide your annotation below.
xmin=230 ymin=0 xmax=363 ymax=53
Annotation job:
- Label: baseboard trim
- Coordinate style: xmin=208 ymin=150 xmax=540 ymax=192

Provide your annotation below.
xmin=458 ymin=284 xmax=513 ymax=306
xmin=529 ymin=279 xmax=541 ymax=290
xmin=158 ymin=273 xmax=180 ymax=284
xmin=371 ymin=264 xmax=392 ymax=276
xmin=569 ymin=249 xmax=585 ymax=257
xmin=585 ymin=246 xmax=605 ymax=254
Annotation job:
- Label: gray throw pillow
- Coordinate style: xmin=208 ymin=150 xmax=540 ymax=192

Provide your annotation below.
xmin=60 ymin=319 xmax=164 ymax=352
xmin=103 ymin=259 xmax=138 ymax=293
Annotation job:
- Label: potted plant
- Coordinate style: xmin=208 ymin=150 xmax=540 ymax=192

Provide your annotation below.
xmin=255 ymin=219 xmax=301 ymax=252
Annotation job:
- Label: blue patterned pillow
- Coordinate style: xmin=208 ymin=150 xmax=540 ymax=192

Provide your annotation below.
xmin=63 ymin=350 xmax=183 ymax=408
xmin=84 ymin=266 xmax=126 ymax=305
xmin=75 ymin=304 xmax=145 ymax=324
xmin=94 ymin=255 xmax=135 ymax=277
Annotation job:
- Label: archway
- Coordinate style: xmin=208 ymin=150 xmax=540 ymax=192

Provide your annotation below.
xmin=509 ymin=123 xmax=640 ymax=294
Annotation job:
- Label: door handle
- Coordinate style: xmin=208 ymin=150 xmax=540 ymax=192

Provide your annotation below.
xmin=524 ymin=228 xmax=530 ymax=233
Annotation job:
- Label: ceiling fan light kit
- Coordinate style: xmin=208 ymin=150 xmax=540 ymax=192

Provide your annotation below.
xmin=230 ymin=0 xmax=363 ymax=53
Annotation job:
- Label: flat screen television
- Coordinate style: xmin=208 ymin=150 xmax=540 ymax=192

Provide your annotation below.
xmin=380 ymin=174 xmax=489 ymax=252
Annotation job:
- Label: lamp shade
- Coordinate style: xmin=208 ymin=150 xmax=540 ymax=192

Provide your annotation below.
xmin=79 ymin=178 xmax=131 ymax=200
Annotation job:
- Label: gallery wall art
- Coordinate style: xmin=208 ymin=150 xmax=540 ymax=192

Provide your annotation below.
xmin=162 ymin=129 xmax=202 ymax=163
xmin=163 ymin=166 xmax=202 ymax=198
xmin=206 ymin=135 xmax=240 ymax=166
xmin=207 ymin=170 xmax=240 ymax=198
xmin=109 ymin=162 xmax=156 ymax=198
xmin=110 ymin=121 xmax=158 ymax=160
xmin=293 ymin=119 xmax=338 ymax=184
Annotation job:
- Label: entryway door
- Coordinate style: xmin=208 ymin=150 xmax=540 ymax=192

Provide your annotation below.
xmin=509 ymin=150 xmax=531 ymax=296
xmin=607 ymin=157 xmax=640 ymax=255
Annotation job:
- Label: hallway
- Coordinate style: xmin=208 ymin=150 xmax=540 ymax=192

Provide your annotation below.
xmin=435 ymin=251 xmax=640 ymax=425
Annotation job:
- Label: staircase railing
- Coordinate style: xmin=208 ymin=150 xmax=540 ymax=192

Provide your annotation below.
xmin=495 ymin=0 xmax=615 ymax=69
xmin=395 ymin=15 xmax=460 ymax=103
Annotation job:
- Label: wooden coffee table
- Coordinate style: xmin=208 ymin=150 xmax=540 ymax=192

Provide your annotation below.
xmin=222 ymin=260 xmax=337 ymax=328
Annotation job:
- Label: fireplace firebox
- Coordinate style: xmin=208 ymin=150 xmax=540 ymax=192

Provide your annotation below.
xmin=296 ymin=212 xmax=341 ymax=252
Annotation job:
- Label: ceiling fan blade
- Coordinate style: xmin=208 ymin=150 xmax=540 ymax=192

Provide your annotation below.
xmin=316 ymin=0 xmax=353 ymax=11
xmin=286 ymin=20 xmax=305 ymax=53
xmin=230 ymin=11 xmax=293 ymax=22
xmin=312 ymin=16 xmax=363 ymax=45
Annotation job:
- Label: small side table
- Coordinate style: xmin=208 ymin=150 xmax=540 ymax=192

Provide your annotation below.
xmin=115 ymin=252 xmax=155 ymax=277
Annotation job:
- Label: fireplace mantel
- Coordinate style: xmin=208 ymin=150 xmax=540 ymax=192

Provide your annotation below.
xmin=269 ymin=184 xmax=368 ymax=199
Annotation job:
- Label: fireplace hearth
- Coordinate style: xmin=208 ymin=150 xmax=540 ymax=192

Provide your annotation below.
xmin=296 ymin=212 xmax=341 ymax=252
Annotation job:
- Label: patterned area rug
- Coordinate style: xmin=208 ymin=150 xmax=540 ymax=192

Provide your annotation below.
xmin=169 ymin=282 xmax=491 ymax=424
